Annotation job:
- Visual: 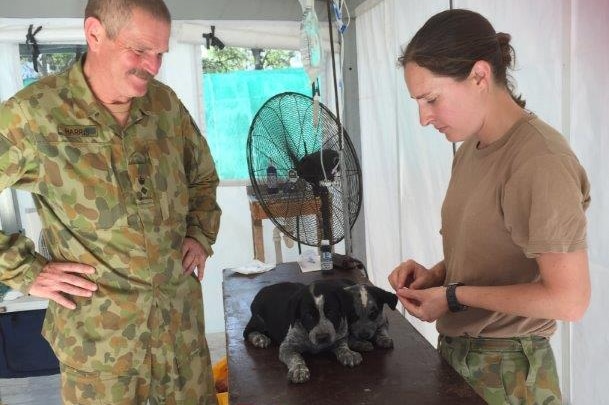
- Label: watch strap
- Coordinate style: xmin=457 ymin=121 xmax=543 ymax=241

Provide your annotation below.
xmin=446 ymin=282 xmax=467 ymax=312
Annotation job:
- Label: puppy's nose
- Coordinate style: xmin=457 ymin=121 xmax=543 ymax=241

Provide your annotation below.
xmin=316 ymin=333 xmax=331 ymax=344
xmin=360 ymin=330 xmax=373 ymax=340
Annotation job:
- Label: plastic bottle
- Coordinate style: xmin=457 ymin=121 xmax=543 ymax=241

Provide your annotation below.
xmin=267 ymin=160 xmax=278 ymax=194
xmin=299 ymin=0 xmax=323 ymax=84
xmin=283 ymin=169 xmax=298 ymax=193
xmin=320 ymin=239 xmax=333 ymax=272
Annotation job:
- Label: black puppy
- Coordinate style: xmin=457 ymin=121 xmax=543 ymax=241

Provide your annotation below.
xmin=340 ymin=280 xmax=398 ymax=352
xmin=244 ymin=280 xmax=363 ymax=383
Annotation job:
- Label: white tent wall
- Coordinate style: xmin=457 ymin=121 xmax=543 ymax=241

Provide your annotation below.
xmin=570 ymin=1 xmax=609 ymax=403
xmin=356 ymin=0 xmax=450 ymax=346
xmin=355 ymin=0 xmax=609 ymax=403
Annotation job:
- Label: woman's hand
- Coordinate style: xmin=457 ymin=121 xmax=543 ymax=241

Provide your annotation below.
xmin=397 ymin=286 xmax=448 ymax=322
xmin=388 ymin=259 xmax=443 ymax=291
xmin=388 ymin=259 xmax=448 ymax=322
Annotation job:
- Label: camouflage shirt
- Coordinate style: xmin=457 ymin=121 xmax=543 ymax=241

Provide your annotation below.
xmin=0 ymin=56 xmax=222 ymax=372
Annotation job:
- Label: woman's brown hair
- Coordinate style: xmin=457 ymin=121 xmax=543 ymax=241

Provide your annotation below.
xmin=398 ymin=9 xmax=525 ymax=107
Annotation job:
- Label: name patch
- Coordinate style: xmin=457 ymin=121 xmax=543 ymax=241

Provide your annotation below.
xmin=58 ymin=125 xmax=98 ymax=137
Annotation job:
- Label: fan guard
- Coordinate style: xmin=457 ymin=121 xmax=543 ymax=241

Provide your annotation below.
xmin=246 ymin=92 xmax=362 ymax=247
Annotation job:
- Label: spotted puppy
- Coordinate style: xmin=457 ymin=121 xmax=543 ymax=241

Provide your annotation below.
xmin=243 ymin=280 xmax=363 ymax=383
xmin=341 ymin=280 xmax=398 ymax=352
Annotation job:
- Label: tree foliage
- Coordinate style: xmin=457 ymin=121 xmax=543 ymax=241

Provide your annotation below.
xmin=19 ymin=44 xmax=84 ymax=78
xmin=202 ymin=47 xmax=296 ymax=73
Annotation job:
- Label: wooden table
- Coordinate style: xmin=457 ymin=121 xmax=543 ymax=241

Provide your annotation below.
xmin=247 ymin=186 xmax=321 ymax=262
xmin=222 ymin=262 xmax=484 ymax=405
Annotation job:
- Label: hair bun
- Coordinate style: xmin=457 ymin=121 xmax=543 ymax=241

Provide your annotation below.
xmin=496 ymin=32 xmax=511 ymax=46
xmin=496 ymin=32 xmax=515 ymax=68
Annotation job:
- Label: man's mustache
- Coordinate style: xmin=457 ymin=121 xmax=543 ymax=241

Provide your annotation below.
xmin=128 ymin=69 xmax=153 ymax=81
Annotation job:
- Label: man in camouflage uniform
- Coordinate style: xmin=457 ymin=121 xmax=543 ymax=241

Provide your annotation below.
xmin=0 ymin=0 xmax=221 ymax=403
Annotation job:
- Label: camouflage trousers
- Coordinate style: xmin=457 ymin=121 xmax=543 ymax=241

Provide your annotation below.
xmin=60 ymin=301 xmax=218 ymax=405
xmin=438 ymin=335 xmax=561 ymax=405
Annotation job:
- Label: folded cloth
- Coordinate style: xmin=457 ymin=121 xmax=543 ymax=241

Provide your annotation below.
xmin=231 ymin=260 xmax=274 ymax=275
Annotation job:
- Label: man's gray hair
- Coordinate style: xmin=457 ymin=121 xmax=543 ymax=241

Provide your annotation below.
xmin=85 ymin=0 xmax=171 ymax=39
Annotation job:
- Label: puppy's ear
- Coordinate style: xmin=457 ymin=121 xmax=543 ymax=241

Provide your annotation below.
xmin=367 ymin=286 xmax=398 ymax=310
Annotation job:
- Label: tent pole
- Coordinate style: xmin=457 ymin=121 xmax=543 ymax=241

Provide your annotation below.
xmin=325 ymin=0 xmax=353 ymax=256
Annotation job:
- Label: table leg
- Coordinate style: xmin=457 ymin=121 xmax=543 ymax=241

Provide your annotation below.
xmin=252 ymin=217 xmax=265 ymax=262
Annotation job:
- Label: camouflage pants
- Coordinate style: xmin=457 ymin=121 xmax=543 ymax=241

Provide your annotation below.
xmin=438 ymin=335 xmax=561 ymax=405
xmin=60 ymin=300 xmax=218 ymax=405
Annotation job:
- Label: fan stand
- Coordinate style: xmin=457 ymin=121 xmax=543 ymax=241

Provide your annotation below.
xmin=317 ymin=185 xmax=333 ymax=243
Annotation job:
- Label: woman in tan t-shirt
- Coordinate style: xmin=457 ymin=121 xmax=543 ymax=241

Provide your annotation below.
xmin=388 ymin=9 xmax=590 ymax=405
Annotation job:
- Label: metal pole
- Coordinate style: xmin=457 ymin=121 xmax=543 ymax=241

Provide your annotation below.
xmin=325 ymin=0 xmax=353 ymax=255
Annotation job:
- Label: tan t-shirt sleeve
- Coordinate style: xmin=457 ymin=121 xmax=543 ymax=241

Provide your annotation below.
xmin=503 ymin=153 xmax=590 ymax=258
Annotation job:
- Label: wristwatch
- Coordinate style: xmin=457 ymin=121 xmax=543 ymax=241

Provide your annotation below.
xmin=446 ymin=282 xmax=468 ymax=312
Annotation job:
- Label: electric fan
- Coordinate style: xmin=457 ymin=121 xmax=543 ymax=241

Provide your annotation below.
xmin=246 ymin=91 xmax=362 ymax=248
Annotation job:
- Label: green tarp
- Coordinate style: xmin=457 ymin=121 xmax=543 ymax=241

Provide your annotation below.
xmin=203 ymin=67 xmax=313 ymax=180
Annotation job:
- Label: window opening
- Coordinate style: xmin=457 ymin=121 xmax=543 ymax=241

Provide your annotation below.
xmin=202 ymin=46 xmax=318 ymax=181
xmin=19 ymin=43 xmax=86 ymax=86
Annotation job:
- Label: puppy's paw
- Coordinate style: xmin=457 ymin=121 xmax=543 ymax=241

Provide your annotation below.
xmin=375 ymin=335 xmax=394 ymax=349
xmin=337 ymin=349 xmax=363 ymax=367
xmin=287 ymin=363 xmax=310 ymax=383
xmin=247 ymin=331 xmax=271 ymax=348
xmin=350 ymin=339 xmax=374 ymax=352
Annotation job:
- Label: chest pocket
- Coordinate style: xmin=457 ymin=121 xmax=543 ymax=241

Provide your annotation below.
xmin=128 ymin=151 xmax=156 ymax=206
xmin=127 ymin=148 xmax=170 ymax=230
xmin=41 ymin=135 xmax=127 ymax=231
xmin=146 ymin=137 xmax=188 ymax=223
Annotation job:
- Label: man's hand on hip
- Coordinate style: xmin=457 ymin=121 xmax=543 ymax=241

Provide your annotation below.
xmin=28 ymin=262 xmax=97 ymax=310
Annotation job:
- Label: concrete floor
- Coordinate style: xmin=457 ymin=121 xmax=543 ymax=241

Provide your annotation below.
xmin=0 ymin=332 xmax=227 ymax=405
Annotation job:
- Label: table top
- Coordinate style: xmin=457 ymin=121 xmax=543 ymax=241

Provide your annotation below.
xmin=222 ymin=262 xmax=484 ymax=405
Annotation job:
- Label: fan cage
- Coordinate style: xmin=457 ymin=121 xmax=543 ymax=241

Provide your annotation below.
xmin=246 ymin=92 xmax=362 ymax=247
